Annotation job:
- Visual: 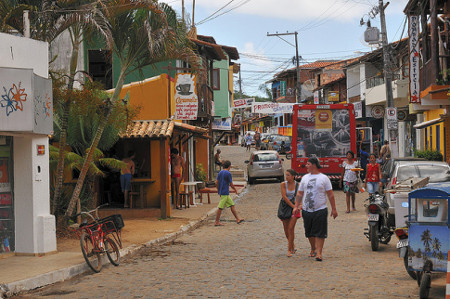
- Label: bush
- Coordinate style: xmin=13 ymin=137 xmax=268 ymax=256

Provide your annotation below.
xmin=195 ymin=164 xmax=207 ymax=181
xmin=414 ymin=150 xmax=443 ymax=161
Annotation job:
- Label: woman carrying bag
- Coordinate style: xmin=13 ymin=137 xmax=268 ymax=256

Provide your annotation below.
xmin=278 ymin=169 xmax=301 ymax=257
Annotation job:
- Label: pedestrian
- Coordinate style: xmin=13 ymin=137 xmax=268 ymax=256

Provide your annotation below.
xmin=214 ymin=160 xmax=244 ymax=226
xmin=340 ymin=150 xmax=359 ymax=213
xmin=245 ymin=132 xmax=252 ymax=151
xmin=254 ymin=132 xmax=261 ymax=150
xmin=364 ymin=153 xmax=382 ymax=195
xmin=214 ymin=149 xmax=223 ymax=169
xmin=120 ymin=150 xmax=135 ymax=208
xmin=293 ymin=157 xmax=338 ymax=262
xmin=171 ymin=148 xmax=185 ymax=210
xmin=278 ymin=169 xmax=300 ymax=257
xmin=358 ymin=142 xmax=369 ymax=181
xmin=379 ymin=140 xmax=391 ymax=164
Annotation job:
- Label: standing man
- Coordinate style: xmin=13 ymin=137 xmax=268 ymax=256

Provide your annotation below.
xmin=293 ymin=157 xmax=338 ymax=262
xmin=214 ymin=160 xmax=244 ymax=226
xmin=254 ymin=131 xmax=261 ymax=151
xmin=121 ymin=151 xmax=135 ymax=208
xmin=214 ymin=149 xmax=223 ymax=170
xmin=171 ymin=148 xmax=185 ymax=210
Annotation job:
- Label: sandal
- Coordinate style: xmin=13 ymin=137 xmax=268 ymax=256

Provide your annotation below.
xmin=308 ymin=251 xmax=316 ymax=257
xmin=287 ymin=252 xmax=293 ymax=257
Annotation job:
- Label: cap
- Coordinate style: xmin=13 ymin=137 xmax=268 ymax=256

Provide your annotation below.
xmin=307 ymin=157 xmax=321 ymax=169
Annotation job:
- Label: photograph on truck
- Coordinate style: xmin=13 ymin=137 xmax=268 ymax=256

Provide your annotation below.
xmin=296 ymin=109 xmax=351 ymax=158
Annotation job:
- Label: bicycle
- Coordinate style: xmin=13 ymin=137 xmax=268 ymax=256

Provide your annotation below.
xmin=70 ymin=204 xmax=124 ymax=273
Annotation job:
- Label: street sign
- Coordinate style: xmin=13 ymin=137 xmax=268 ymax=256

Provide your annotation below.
xmin=386 ymin=107 xmax=398 ymax=129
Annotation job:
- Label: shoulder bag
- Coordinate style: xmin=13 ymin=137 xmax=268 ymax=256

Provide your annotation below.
xmin=277 ymin=182 xmax=299 ymax=220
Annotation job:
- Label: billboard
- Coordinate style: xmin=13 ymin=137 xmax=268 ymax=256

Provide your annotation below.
xmin=174 ymin=73 xmax=198 ymax=120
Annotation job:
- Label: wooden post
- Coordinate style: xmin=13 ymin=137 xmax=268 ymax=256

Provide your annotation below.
xmin=160 ymin=138 xmax=170 ymax=218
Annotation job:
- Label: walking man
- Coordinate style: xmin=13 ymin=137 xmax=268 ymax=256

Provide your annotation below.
xmin=121 ymin=151 xmax=135 ymax=208
xmin=245 ymin=133 xmax=252 ymax=152
xmin=214 ymin=160 xmax=244 ymax=226
xmin=293 ymin=157 xmax=338 ymax=261
xmin=254 ymin=132 xmax=261 ymax=150
xmin=171 ymin=148 xmax=185 ymax=209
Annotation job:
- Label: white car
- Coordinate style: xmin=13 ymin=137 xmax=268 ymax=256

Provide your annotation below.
xmin=245 ymin=150 xmax=284 ymax=184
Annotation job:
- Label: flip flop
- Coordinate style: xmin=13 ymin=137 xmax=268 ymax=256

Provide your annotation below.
xmin=315 ymin=257 xmax=323 ymax=262
xmin=237 ymin=219 xmax=245 ymax=224
xmin=345 ymin=211 xmax=350 ymax=214
xmin=287 ymin=252 xmax=293 ymax=257
xmin=308 ymin=251 xmax=316 ymax=257
xmin=214 ymin=223 xmax=224 ymax=226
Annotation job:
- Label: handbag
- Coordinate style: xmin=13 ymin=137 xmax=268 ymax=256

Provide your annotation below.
xmin=277 ymin=182 xmax=299 ymax=219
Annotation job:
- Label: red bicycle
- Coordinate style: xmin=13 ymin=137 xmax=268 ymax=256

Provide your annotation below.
xmin=71 ymin=204 xmax=124 ymax=273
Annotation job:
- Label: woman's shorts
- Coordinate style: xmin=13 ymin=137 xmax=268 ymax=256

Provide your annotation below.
xmin=302 ymin=208 xmax=328 ymax=238
xmin=343 ymin=181 xmax=359 ymax=194
xmin=367 ymin=181 xmax=379 ymax=194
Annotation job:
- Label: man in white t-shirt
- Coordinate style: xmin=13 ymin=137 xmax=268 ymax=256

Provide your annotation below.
xmin=293 ymin=157 xmax=338 ymax=262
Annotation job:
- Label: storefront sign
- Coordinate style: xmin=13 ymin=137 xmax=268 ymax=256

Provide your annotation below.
xmin=0 ymin=67 xmax=53 ymax=134
xmin=174 ymin=73 xmax=198 ymax=120
xmin=251 ymin=102 xmax=294 ymax=114
xmin=409 ymin=15 xmax=420 ymax=103
xmin=233 ymin=98 xmax=254 ymax=109
xmin=328 ymin=91 xmax=339 ymax=102
xmin=280 ymin=81 xmax=286 ymax=97
xmin=370 ymin=105 xmax=385 ymax=119
xmin=212 ymin=118 xmax=232 ymax=131
xmin=386 ymin=107 xmax=398 ymax=129
xmin=354 ymin=101 xmax=363 ymax=119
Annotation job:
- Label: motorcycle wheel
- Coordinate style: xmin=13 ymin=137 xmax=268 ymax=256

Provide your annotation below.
xmin=419 ymin=272 xmax=431 ymax=299
xmin=403 ymin=250 xmax=417 ymax=280
xmin=286 ymin=153 xmax=292 ymax=160
xmin=370 ymin=226 xmax=379 ymax=251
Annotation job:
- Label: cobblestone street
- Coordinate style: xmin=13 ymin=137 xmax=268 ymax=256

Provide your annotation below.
xmin=15 ymin=146 xmax=445 ymax=298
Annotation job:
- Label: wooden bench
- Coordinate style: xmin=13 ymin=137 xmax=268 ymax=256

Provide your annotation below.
xmin=198 ymin=185 xmax=245 ymax=204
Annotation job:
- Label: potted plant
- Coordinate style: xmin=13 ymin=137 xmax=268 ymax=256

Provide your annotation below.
xmin=195 ymin=164 xmax=207 ymax=189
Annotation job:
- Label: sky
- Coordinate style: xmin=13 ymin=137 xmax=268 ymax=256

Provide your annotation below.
xmin=168 ymin=0 xmax=410 ymax=97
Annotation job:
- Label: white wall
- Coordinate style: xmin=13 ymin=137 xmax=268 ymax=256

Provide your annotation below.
xmin=346 ymin=65 xmax=360 ymax=100
xmin=0 ymin=32 xmax=48 ymax=78
xmin=14 ymin=136 xmax=56 ymax=254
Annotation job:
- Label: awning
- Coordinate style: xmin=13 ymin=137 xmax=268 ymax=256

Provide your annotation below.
xmin=413 ymin=118 xmax=444 ymax=129
xmin=119 ymin=120 xmax=207 ymax=139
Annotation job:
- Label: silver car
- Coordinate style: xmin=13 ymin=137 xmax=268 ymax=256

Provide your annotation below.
xmin=245 ymin=150 xmax=284 ymax=184
xmin=384 ymin=160 xmax=450 ymax=227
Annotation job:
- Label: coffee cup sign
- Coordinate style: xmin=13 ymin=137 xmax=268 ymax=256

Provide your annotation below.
xmin=174 ymin=73 xmax=198 ymax=120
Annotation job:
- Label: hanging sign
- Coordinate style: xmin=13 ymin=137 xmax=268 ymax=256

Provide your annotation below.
xmin=251 ymin=102 xmax=294 ymax=114
xmin=174 ymin=73 xmax=198 ymax=120
xmin=386 ymin=107 xmax=398 ymax=129
xmin=212 ymin=118 xmax=232 ymax=131
xmin=409 ymin=15 xmax=420 ymax=103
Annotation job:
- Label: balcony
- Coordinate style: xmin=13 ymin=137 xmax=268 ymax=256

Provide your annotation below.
xmin=365 ymin=79 xmax=409 ymax=107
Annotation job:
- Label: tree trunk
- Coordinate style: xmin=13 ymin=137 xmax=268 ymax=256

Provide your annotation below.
xmin=65 ymin=70 xmax=126 ymax=217
xmin=52 ymin=30 xmax=81 ymax=214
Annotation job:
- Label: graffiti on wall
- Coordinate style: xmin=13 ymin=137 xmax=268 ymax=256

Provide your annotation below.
xmin=34 ymin=92 xmax=52 ymax=124
xmin=0 ymin=83 xmax=27 ymax=116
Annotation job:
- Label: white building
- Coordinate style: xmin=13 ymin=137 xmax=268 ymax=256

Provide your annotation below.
xmin=0 ymin=32 xmax=56 ymax=255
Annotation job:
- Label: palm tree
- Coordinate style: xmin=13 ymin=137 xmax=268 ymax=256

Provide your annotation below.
xmin=431 ymin=237 xmax=441 ymax=259
xmin=65 ymin=0 xmax=200 ymax=218
xmin=421 ymin=229 xmax=432 ymax=254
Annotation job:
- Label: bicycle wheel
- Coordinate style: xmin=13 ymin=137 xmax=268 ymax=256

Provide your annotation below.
xmin=105 ymin=236 xmax=120 ymax=266
xmin=80 ymin=231 xmax=102 ymax=273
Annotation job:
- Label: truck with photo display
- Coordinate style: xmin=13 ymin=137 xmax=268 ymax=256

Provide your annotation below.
xmin=291 ymin=104 xmax=357 ymax=183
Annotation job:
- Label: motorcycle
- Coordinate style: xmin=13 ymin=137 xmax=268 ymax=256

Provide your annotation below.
xmin=278 ymin=142 xmax=291 ymax=156
xmin=394 ymin=227 xmax=417 ymax=280
xmin=285 ymin=151 xmax=292 ymax=160
xmin=363 ymin=193 xmax=394 ymax=251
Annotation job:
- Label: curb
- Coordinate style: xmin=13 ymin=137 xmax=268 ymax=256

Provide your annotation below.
xmin=0 ymin=206 xmax=219 ymax=298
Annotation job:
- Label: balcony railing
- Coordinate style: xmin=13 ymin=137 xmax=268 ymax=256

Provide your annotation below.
xmin=197 ymin=84 xmax=213 ymax=118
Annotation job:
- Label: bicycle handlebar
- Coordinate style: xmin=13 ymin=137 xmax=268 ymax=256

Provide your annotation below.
xmin=73 ymin=203 xmax=109 ymax=220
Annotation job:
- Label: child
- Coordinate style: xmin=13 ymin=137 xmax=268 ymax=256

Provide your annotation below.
xmin=365 ymin=153 xmax=382 ymax=194
xmin=214 ymin=160 xmax=244 ymax=226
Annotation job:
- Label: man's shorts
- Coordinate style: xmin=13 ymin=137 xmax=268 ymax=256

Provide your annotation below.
xmin=302 ymin=208 xmax=328 ymax=238
xmin=120 ymin=173 xmax=132 ymax=192
xmin=218 ymin=195 xmax=235 ymax=209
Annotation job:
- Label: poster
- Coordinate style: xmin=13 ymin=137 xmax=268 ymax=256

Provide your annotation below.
xmin=315 ymin=110 xmax=332 ymax=130
xmin=174 ymin=73 xmax=198 ymax=120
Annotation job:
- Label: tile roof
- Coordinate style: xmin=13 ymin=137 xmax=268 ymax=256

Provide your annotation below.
xmin=119 ymin=120 xmax=208 ymax=139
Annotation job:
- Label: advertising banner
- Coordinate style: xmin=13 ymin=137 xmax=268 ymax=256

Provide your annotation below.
xmin=328 ymin=91 xmax=339 ymax=102
xmin=212 ymin=118 xmax=232 ymax=131
xmin=251 ymin=102 xmax=294 ymax=114
xmin=233 ymin=97 xmax=254 ymax=109
xmin=315 ymin=110 xmax=332 ymax=131
xmin=409 ymin=15 xmax=420 ymax=103
xmin=174 ymin=73 xmax=198 ymax=120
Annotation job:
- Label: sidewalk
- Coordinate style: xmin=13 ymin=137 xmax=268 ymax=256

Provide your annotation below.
xmin=0 ymin=184 xmax=246 ymax=297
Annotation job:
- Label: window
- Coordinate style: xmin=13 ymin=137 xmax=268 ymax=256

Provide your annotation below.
xmin=88 ymin=50 xmax=113 ymax=89
xmin=212 ymin=69 xmax=220 ymax=90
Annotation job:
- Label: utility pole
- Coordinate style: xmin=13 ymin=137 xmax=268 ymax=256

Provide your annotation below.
xmin=238 ymin=65 xmax=243 ymax=99
xmin=182 ymin=0 xmax=185 ymax=23
xmin=267 ymin=32 xmax=301 ymax=103
xmin=192 ymin=0 xmax=195 ymax=26
xmin=378 ymin=0 xmax=396 ymax=153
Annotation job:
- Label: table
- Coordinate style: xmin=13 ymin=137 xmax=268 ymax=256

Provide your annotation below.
xmin=180 ymin=181 xmax=202 ymax=206
xmin=131 ymin=178 xmax=155 ymax=208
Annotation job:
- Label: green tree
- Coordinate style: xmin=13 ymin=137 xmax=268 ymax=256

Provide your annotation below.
xmin=65 ymin=0 xmax=200 ymax=218
xmin=431 ymin=237 xmax=441 ymax=259
xmin=421 ymin=229 xmax=432 ymax=254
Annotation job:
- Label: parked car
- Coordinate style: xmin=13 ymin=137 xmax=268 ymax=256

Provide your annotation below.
xmin=268 ymin=135 xmax=291 ymax=152
xmin=245 ymin=150 xmax=284 ymax=184
xmin=383 ymin=158 xmax=450 ymax=227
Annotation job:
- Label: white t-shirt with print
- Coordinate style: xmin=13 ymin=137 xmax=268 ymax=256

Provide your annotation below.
xmin=343 ymin=161 xmax=358 ymax=182
xmin=299 ymin=173 xmax=332 ymax=212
